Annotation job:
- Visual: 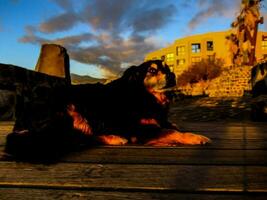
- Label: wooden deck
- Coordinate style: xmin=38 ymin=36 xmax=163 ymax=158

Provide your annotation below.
xmin=0 ymin=121 xmax=267 ymax=199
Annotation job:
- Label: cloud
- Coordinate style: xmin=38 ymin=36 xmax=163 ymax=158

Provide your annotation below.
xmin=132 ymin=5 xmax=176 ymax=33
xmin=19 ymin=28 xmax=162 ymax=78
xmin=19 ymin=26 xmax=48 ymax=43
xmin=52 ymin=33 xmax=96 ymax=46
xmin=64 ymin=34 xmax=161 ymax=78
xmin=81 ymin=0 xmax=135 ymax=33
xmin=188 ymin=0 xmax=240 ymax=30
xmin=79 ymin=0 xmax=177 ymax=34
xmin=39 ymin=12 xmax=79 ymax=33
xmin=20 ymin=0 xmax=176 ymax=78
xmin=51 ymin=0 xmax=74 ymax=11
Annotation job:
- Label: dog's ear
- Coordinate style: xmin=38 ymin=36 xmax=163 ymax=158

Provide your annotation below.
xmin=121 ymin=64 xmax=148 ymax=85
xmin=122 ymin=66 xmax=138 ymax=81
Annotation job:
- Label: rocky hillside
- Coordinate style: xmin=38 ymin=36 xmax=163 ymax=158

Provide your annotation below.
xmin=71 ymin=73 xmax=107 ymax=84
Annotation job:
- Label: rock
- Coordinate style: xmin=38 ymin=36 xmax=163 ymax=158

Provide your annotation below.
xmin=0 ymin=90 xmax=16 ymax=121
xmin=0 ymin=63 xmax=69 ymax=130
xmin=35 ymin=44 xmax=71 ymax=83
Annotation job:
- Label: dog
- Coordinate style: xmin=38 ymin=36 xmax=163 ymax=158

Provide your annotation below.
xmin=5 ymin=60 xmax=211 ymax=160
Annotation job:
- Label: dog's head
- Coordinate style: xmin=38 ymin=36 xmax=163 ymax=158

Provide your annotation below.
xmin=122 ymin=60 xmax=176 ymax=104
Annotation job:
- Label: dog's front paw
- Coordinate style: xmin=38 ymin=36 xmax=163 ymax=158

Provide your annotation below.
xmin=98 ymin=135 xmax=128 ymax=145
xmin=145 ymin=130 xmax=211 ymax=146
xmin=182 ymin=133 xmax=211 ymax=145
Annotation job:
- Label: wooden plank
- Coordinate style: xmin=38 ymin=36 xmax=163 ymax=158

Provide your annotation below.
xmin=1 ymin=122 xmax=267 ymax=140
xmin=1 ymin=146 xmax=267 ymax=165
xmin=0 ymin=122 xmax=12 ymax=146
xmin=180 ymin=122 xmax=267 ymax=128
xmin=0 ymin=188 xmax=267 ymax=200
xmin=1 ymin=137 xmax=267 ymax=150
xmin=177 ymin=122 xmax=243 ymax=128
xmin=0 ymin=123 xmax=267 ymax=145
xmin=60 ymin=148 xmax=267 ymax=165
xmin=1 ymin=137 xmax=267 ymax=151
xmin=0 ymin=131 xmax=247 ymax=146
xmin=180 ymin=124 xmax=267 ymax=137
xmin=0 ymin=123 xmax=13 ymax=133
xmin=0 ymin=121 xmax=14 ymax=127
xmin=1 ymin=138 xmax=267 ymax=150
xmin=0 ymin=136 xmax=6 ymax=146
xmin=186 ymin=129 xmax=267 ymax=140
xmin=1 ymin=121 xmax=267 ymax=146
xmin=1 ymin=134 xmax=267 ymax=149
xmin=204 ymin=139 xmax=267 ymax=150
xmin=0 ymin=162 xmax=267 ymax=192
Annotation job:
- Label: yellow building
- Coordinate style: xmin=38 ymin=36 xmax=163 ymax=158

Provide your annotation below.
xmin=145 ymin=30 xmax=267 ymax=76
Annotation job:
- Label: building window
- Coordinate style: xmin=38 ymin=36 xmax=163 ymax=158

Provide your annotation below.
xmin=191 ymin=57 xmax=201 ymax=65
xmin=176 ymin=46 xmax=185 ymax=56
xmin=207 ymin=41 xmax=214 ymax=51
xmin=191 ymin=43 xmax=201 ymax=53
xmin=166 ymin=53 xmax=174 ymax=62
xmin=177 ymin=59 xmax=186 ymax=66
xmin=262 ymin=39 xmax=267 ymax=50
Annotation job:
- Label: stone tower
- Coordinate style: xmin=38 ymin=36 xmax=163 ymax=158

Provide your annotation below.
xmin=35 ymin=44 xmax=71 ymax=83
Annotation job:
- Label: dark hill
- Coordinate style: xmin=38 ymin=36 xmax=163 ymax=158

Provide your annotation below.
xmin=71 ymin=73 xmax=107 ymax=84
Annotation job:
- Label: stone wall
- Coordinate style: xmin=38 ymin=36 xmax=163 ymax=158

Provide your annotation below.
xmin=178 ymin=66 xmax=252 ymax=97
xmin=207 ymin=66 xmax=251 ymax=97
xmin=0 ymin=63 xmax=69 ymax=121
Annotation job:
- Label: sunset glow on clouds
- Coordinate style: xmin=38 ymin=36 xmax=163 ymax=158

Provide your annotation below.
xmin=0 ymin=0 xmax=267 ymax=78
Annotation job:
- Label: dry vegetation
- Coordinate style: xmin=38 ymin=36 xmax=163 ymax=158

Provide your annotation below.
xmin=177 ymin=58 xmax=224 ymax=86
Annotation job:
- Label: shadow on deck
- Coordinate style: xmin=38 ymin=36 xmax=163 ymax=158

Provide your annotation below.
xmin=0 ymin=121 xmax=267 ymax=199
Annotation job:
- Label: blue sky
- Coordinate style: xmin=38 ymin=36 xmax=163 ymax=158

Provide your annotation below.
xmin=0 ymin=0 xmax=267 ymax=78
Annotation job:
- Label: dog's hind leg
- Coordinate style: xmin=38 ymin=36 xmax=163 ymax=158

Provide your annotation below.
xmin=145 ymin=129 xmax=211 ymax=146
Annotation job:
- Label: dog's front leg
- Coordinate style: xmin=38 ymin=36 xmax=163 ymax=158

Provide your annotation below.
xmin=145 ymin=129 xmax=211 ymax=146
xmin=97 ymin=135 xmax=128 ymax=145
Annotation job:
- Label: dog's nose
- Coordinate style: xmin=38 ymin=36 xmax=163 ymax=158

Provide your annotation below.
xmin=166 ymin=72 xmax=176 ymax=87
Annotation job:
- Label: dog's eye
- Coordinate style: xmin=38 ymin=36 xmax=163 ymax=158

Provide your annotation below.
xmin=148 ymin=67 xmax=158 ymax=74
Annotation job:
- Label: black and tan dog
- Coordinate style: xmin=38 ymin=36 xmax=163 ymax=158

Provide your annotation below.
xmin=5 ymin=60 xmax=210 ymax=159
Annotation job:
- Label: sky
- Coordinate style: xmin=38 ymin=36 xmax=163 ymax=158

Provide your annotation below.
xmin=0 ymin=0 xmax=267 ymax=79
